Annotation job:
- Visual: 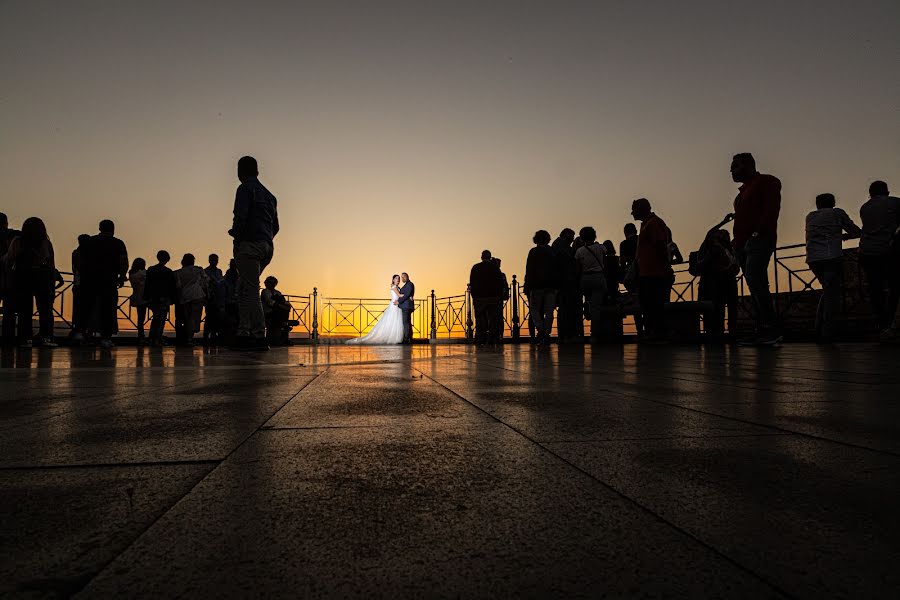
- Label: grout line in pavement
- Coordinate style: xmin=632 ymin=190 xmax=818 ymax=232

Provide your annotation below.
xmin=413 ymin=365 xmax=795 ymax=599
xmin=0 ymin=375 xmax=209 ymax=433
xmin=536 ymin=432 xmax=793 ymax=444
xmin=454 ymin=357 xmax=900 ymax=458
xmin=71 ymin=369 xmax=326 ymax=596
xmin=259 ymin=425 xmax=382 ymax=431
xmin=0 ymin=459 xmax=221 ymax=472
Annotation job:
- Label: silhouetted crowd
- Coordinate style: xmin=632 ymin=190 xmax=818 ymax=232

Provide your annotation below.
xmin=470 ymin=153 xmax=900 ymax=346
xmin=0 ymin=155 xmax=291 ymax=350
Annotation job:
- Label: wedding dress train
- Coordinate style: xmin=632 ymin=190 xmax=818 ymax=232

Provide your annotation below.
xmin=346 ymin=288 xmax=405 ymax=345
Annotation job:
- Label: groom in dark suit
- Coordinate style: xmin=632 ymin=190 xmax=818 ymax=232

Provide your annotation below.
xmin=397 ymin=272 xmax=415 ymax=344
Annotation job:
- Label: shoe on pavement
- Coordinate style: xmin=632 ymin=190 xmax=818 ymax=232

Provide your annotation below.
xmin=99 ymin=339 xmax=115 ymax=349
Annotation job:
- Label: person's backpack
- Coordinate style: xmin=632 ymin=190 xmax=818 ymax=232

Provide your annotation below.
xmin=688 ymin=250 xmax=706 ymax=277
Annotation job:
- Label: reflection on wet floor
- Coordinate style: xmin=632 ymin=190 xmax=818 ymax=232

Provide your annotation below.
xmin=2 ymin=343 xmax=899 ymax=597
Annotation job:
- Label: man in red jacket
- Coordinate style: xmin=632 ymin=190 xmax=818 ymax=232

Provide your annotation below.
xmin=730 ymin=153 xmax=782 ymax=345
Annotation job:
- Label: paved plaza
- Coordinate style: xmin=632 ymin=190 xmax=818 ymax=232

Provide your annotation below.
xmin=1 ymin=343 xmax=899 ymax=598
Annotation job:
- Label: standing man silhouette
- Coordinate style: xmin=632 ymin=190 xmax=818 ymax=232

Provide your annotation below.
xmin=229 ymin=156 xmax=279 ymax=350
xmin=730 ymin=152 xmax=782 ymax=346
xmin=396 ymin=272 xmax=415 ymax=344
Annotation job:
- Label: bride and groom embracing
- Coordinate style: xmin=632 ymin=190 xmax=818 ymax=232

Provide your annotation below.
xmin=347 ymin=273 xmax=415 ymax=345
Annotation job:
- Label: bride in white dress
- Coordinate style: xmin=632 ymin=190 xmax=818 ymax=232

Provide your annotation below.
xmin=347 ymin=275 xmax=406 ymax=345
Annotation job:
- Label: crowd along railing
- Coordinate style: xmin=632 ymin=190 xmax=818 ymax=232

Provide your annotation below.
xmin=13 ymin=240 xmax=859 ymax=342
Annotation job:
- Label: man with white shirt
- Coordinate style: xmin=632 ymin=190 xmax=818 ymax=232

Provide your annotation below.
xmin=805 ymin=193 xmax=861 ymax=341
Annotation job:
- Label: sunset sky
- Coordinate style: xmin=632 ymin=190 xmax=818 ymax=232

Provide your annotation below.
xmin=2 ymin=0 xmax=898 ymax=299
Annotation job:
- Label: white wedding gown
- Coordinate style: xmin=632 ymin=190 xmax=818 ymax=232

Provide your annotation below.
xmin=346 ymin=287 xmax=405 ymax=345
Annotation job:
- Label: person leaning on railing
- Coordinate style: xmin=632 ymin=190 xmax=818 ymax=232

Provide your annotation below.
xmin=469 ymin=250 xmax=505 ymax=346
xmin=804 ymin=193 xmax=861 ymax=342
xmin=524 ymin=230 xmax=559 ymax=346
xmin=858 ymin=180 xmax=900 ymax=334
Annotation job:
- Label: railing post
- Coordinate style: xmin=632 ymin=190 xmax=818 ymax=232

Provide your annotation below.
xmin=465 ymin=283 xmax=474 ymax=341
xmin=773 ymin=246 xmax=780 ymax=317
xmin=511 ymin=275 xmax=520 ymax=341
xmin=311 ymin=287 xmax=319 ymax=342
xmin=430 ymin=290 xmax=437 ymax=341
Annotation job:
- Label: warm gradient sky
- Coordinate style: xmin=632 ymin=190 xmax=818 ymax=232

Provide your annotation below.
xmin=2 ymin=0 xmax=898 ymax=298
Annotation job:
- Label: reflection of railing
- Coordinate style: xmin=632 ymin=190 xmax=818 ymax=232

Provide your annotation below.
xmin=8 ymin=240 xmax=868 ymax=342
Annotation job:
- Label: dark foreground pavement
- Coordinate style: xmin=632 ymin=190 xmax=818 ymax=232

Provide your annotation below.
xmin=2 ymin=343 xmax=899 ymax=598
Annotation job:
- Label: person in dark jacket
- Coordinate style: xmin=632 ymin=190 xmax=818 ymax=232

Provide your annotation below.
xmin=3 ymin=217 xmax=62 ymax=347
xmin=603 ymin=240 xmax=622 ymax=303
xmin=552 ymin=228 xmax=580 ymax=342
xmin=145 ymin=250 xmax=177 ymax=347
xmin=469 ymin=250 xmax=505 ymax=345
xmin=81 ymin=220 xmax=128 ymax=349
xmin=492 ymin=257 xmax=510 ymax=344
xmin=525 ymin=230 xmax=558 ymax=345
xmin=0 ymin=212 xmax=22 ymax=344
xmin=230 ymin=155 xmax=279 ymax=350
xmin=69 ymin=233 xmax=92 ymax=342
xmin=731 ymin=152 xmax=782 ymax=345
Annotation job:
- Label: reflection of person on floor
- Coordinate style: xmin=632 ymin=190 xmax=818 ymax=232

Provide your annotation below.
xmin=261 ymin=276 xmax=292 ymax=346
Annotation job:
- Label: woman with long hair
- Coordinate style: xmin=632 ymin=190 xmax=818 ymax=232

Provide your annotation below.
xmin=128 ymin=257 xmax=148 ymax=343
xmin=2 ymin=217 xmax=60 ymax=347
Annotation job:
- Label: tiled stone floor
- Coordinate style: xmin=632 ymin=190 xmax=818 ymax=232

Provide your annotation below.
xmin=2 ymin=343 xmax=899 ymax=598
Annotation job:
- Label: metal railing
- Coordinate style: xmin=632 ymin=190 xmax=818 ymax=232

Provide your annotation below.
xmin=6 ymin=240 xmax=869 ymax=342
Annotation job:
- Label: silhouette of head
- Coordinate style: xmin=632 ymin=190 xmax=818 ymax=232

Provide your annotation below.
xmin=533 ymin=230 xmax=551 ymax=246
xmin=573 ymin=237 xmax=585 ymax=250
xmin=238 ymin=156 xmax=258 ymax=183
xmin=0 ymin=212 xmax=7 ymax=229
xmin=631 ymin=198 xmax=652 ymax=221
xmin=401 ymin=272 xmax=409 ymax=283
xmin=21 ymin=217 xmax=48 ymax=247
xmin=492 ymin=257 xmax=502 ymax=268
xmin=481 ymin=249 xmax=492 ymax=261
xmin=99 ymin=219 xmax=115 ymax=235
xmin=208 ymin=254 xmax=219 ymax=267
xmin=815 ymin=193 xmax=836 ymax=209
xmin=130 ymin=257 xmax=146 ymax=274
xmin=603 ymin=240 xmax=616 ymax=255
xmin=730 ymin=153 xmax=757 ymax=183
xmin=579 ymin=226 xmax=597 ymax=244
xmin=560 ymin=228 xmax=575 ymax=244
xmin=624 ymin=223 xmax=637 ymax=237
xmin=78 ymin=234 xmax=91 ymax=246
xmin=181 ymin=253 xmax=195 ymax=267
xmin=264 ymin=276 xmax=278 ymax=289
xmin=869 ymin=180 xmax=889 ymax=198
xmin=156 ymin=250 xmax=170 ymax=264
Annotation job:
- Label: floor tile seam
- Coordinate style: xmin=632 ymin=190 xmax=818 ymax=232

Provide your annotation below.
xmin=554 ymin=357 xmax=894 ymax=388
xmin=0 ymin=459 xmax=221 ymax=472
xmin=464 ymin=359 xmax=900 ymax=457
xmin=578 ymin=365 xmax=868 ymax=394
xmin=258 ymin=425 xmax=382 ymax=431
xmin=413 ymin=365 xmax=796 ymax=599
xmin=585 ymin=384 xmax=900 ymax=459
xmin=0 ymin=375 xmax=209 ymax=433
xmin=536 ymin=432 xmax=794 ymax=444
xmin=71 ymin=369 xmax=326 ymax=596
xmin=258 ymin=368 xmax=330 ymax=429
